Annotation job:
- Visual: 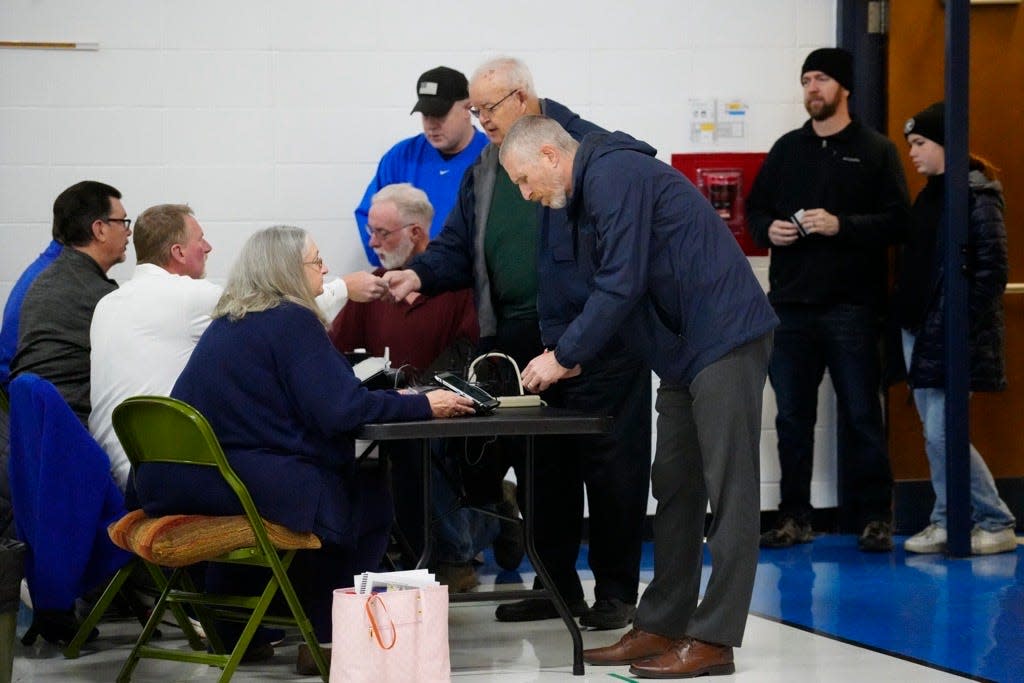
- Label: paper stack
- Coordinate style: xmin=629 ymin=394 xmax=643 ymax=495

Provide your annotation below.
xmin=354 ymin=569 xmax=439 ymax=595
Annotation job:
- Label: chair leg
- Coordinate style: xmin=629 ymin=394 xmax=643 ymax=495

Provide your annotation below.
xmin=270 ymin=551 xmax=329 ymax=681
xmin=155 ymin=564 xmax=206 ymax=651
xmin=63 ymin=561 xmax=135 ymax=658
xmin=117 ymin=566 xmax=186 ymax=683
xmin=216 ymin=564 xmax=287 ymax=683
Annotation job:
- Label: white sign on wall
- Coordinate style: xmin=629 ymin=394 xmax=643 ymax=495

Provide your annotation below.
xmin=689 ymin=98 xmax=749 ymax=144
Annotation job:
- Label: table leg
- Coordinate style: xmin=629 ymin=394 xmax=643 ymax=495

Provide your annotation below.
xmin=416 ymin=438 xmax=433 ymax=570
xmin=523 ymin=436 xmax=585 ymax=675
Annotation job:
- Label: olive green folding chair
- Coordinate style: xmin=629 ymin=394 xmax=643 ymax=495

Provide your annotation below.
xmin=111 ymin=396 xmax=328 ymax=682
xmin=62 ymin=556 xmax=204 ymax=658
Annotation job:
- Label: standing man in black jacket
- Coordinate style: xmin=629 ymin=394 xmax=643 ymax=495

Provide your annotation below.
xmin=747 ymin=48 xmax=910 ymax=552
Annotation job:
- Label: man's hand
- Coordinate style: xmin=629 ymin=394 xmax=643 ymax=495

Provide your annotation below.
xmin=426 ymin=389 xmax=476 ymax=418
xmin=343 ymin=271 xmax=387 ymax=302
xmin=768 ymin=219 xmax=800 ymax=246
xmin=382 ymin=269 xmax=422 ymax=301
xmin=521 ymin=350 xmax=580 ymax=393
xmin=801 ymin=208 xmax=839 ymax=236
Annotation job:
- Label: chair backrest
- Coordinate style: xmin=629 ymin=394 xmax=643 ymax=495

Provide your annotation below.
xmin=111 ymin=396 xmax=265 ymax=536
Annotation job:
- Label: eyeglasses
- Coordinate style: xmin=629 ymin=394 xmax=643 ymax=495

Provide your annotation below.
xmin=304 ymin=255 xmax=324 ymax=269
xmin=469 ymin=89 xmax=519 ymax=119
xmin=104 ymin=217 xmax=132 ymax=230
xmin=365 ymin=222 xmax=416 ymax=241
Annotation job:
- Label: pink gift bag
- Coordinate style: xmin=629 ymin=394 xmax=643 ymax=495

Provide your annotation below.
xmin=330 ymin=586 xmax=451 ymax=683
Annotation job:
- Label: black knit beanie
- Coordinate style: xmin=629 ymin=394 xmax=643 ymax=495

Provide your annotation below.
xmin=801 ymin=48 xmax=854 ymax=92
xmin=903 ymin=102 xmax=944 ymax=146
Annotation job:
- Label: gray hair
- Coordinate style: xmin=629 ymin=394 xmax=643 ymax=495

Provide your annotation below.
xmin=371 ymin=183 xmax=434 ymax=227
xmin=213 ymin=225 xmax=325 ymax=324
xmin=471 ymin=56 xmax=536 ymax=98
xmin=499 ymin=115 xmax=579 ymax=165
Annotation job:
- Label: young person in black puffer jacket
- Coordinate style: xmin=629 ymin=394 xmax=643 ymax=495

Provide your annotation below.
xmin=892 ymin=101 xmax=1017 ymax=556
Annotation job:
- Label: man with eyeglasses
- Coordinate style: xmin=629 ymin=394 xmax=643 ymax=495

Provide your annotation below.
xmin=385 ymin=56 xmax=652 ymax=631
xmin=354 ymin=66 xmax=488 ymax=267
xmin=330 ymin=184 xmax=508 ymax=593
xmin=10 ymin=180 xmax=129 ymax=423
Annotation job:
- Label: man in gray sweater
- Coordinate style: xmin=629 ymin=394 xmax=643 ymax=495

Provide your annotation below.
xmin=11 ymin=180 xmax=129 ymax=423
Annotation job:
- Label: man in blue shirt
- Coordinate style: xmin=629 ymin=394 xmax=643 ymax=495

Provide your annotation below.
xmin=354 ymin=66 xmax=488 ymax=266
xmin=0 ymin=240 xmax=63 ymax=391
xmin=1 ymin=239 xmax=63 ymax=538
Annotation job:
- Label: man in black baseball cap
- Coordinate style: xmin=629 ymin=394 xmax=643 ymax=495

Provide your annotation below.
xmin=353 ymin=66 xmax=487 ymax=266
xmin=411 ymin=66 xmax=470 ymax=117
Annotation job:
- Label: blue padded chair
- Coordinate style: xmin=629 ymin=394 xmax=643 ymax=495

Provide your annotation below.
xmin=8 ymin=374 xmax=131 ymax=639
xmin=6 ymin=374 xmax=194 ymax=656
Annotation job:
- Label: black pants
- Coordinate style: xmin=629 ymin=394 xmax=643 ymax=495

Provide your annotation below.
xmin=469 ymin=317 xmax=651 ymax=604
xmin=204 ymin=467 xmax=392 ymax=643
xmin=770 ymin=304 xmax=892 ymax=528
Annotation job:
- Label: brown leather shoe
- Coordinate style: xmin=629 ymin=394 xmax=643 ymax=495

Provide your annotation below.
xmin=296 ymin=643 xmax=330 ymax=676
xmin=582 ymin=627 xmax=675 ymax=666
xmin=629 ymin=637 xmax=734 ymax=678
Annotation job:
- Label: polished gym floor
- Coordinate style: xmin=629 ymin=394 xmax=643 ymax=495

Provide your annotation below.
xmin=10 ymin=533 xmax=1022 ymax=682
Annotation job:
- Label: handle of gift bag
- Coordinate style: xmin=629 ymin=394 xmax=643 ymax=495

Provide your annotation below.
xmin=365 ymin=593 xmax=397 ymax=650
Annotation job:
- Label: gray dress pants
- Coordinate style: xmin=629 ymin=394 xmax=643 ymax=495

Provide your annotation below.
xmin=635 ymin=333 xmax=771 ymax=647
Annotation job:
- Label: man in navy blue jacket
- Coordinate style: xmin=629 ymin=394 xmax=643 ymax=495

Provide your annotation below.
xmin=500 ymin=115 xmax=777 ymax=679
xmin=385 ymin=57 xmax=652 ymax=630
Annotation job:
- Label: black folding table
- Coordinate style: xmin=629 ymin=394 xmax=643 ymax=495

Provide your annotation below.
xmin=358 ymin=406 xmax=612 ymax=675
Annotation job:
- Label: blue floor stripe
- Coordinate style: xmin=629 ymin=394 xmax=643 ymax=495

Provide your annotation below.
xmin=750 ymin=536 xmax=1022 ymax=682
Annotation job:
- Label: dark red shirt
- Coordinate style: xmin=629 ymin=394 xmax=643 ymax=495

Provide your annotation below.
xmin=328 ymin=268 xmax=478 ymax=373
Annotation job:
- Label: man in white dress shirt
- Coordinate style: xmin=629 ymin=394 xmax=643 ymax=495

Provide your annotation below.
xmin=89 ymin=204 xmax=221 ymax=489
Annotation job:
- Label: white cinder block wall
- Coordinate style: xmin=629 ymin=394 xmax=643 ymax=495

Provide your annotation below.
xmin=0 ymin=0 xmax=839 ymax=512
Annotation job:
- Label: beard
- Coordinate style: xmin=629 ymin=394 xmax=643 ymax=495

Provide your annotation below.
xmin=805 ymin=95 xmax=839 ymax=121
xmin=547 ymin=188 xmax=567 ymax=210
xmin=376 ymin=233 xmax=416 ymax=270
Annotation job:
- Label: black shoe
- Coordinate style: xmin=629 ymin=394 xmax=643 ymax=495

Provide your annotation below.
xmin=209 ymin=624 xmax=281 ymax=662
xmin=240 ymin=641 xmax=275 ymax=664
xmin=21 ymin=609 xmax=98 ymax=647
xmin=495 ymin=597 xmax=589 ymax=622
xmin=759 ymin=516 xmax=814 ymax=548
xmin=579 ymin=598 xmax=636 ymax=630
xmin=493 ymin=481 xmax=525 ymax=571
xmin=858 ymin=520 xmax=893 ymax=552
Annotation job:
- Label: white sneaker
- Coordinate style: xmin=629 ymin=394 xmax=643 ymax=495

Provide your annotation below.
xmin=970 ymin=527 xmax=1018 ymax=555
xmin=904 ymin=524 xmax=947 ymax=554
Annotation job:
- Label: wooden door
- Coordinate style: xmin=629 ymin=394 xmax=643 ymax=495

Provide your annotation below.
xmin=886 ymin=1 xmax=1024 ymax=482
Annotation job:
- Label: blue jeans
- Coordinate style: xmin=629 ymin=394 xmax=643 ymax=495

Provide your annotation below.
xmin=389 ymin=438 xmax=499 ymax=564
xmin=770 ymin=304 xmax=892 ymax=525
xmin=901 ymin=330 xmax=1016 ymax=531
xmin=430 ymin=441 xmax=499 ymax=562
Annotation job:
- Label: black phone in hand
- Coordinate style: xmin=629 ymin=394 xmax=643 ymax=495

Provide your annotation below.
xmin=433 ymin=372 xmax=500 ymax=413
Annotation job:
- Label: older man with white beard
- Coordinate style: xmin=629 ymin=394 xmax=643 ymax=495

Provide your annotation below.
xmin=328 ymin=183 xmax=510 ymax=592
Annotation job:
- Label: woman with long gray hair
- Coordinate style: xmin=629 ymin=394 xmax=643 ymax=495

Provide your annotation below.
xmin=133 ymin=225 xmax=474 ymax=670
